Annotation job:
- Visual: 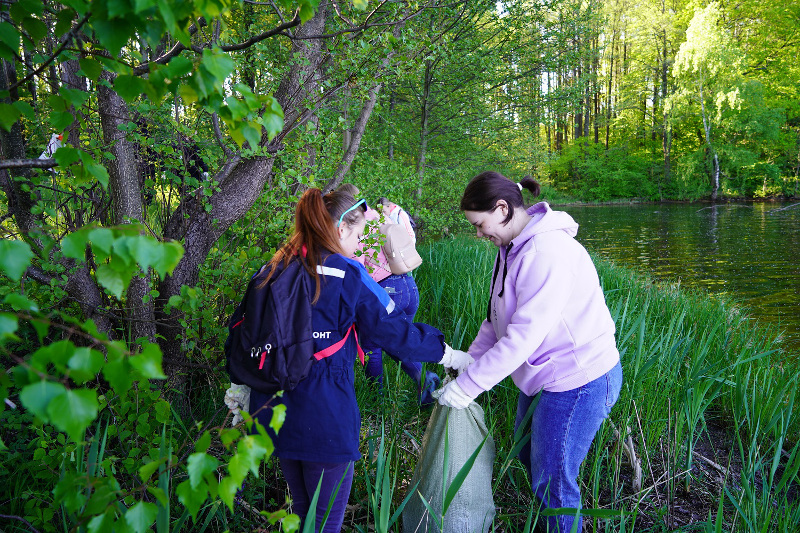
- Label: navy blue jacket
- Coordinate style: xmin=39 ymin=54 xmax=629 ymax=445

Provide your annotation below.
xmin=249 ymin=253 xmax=445 ymax=462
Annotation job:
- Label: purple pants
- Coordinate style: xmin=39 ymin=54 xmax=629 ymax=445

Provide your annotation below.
xmin=280 ymin=458 xmax=354 ymax=533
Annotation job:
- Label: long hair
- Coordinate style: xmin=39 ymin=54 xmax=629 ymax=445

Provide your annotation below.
xmin=460 ymin=171 xmax=540 ymax=225
xmin=258 ymin=188 xmax=364 ymax=302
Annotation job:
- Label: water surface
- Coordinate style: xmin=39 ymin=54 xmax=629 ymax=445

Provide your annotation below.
xmin=564 ymin=202 xmax=800 ymax=356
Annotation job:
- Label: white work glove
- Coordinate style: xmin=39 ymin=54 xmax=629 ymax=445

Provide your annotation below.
xmin=434 ymin=379 xmax=475 ymax=410
xmin=224 ymin=383 xmax=251 ymax=426
xmin=438 ymin=344 xmax=474 ymax=375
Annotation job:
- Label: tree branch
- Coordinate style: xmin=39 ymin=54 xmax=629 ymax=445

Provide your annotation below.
xmin=8 ymin=12 xmax=92 ymax=92
xmin=0 ymin=157 xmax=57 ymax=170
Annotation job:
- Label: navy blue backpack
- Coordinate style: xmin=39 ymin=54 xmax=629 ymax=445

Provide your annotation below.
xmin=225 ymin=257 xmax=362 ymax=395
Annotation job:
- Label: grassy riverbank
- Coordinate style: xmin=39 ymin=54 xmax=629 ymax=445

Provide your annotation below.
xmin=348 ymin=238 xmax=799 ymax=531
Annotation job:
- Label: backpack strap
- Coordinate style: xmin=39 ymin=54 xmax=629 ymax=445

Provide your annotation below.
xmin=313 ymin=323 xmax=366 ymax=365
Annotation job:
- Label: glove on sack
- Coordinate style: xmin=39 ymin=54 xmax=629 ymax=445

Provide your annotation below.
xmin=438 ymin=344 xmax=474 ymax=375
xmin=435 ymin=379 xmax=475 ymax=410
xmin=224 ymin=383 xmax=251 ymax=426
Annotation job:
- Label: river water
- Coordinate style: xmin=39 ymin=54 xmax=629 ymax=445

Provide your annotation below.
xmin=564 ymin=202 xmax=800 ymax=357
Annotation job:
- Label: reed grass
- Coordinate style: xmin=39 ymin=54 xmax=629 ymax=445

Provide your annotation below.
xmin=352 ymin=236 xmax=799 ymax=532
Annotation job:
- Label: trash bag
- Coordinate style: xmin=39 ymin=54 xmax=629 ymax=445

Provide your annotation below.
xmin=402 ymin=401 xmax=496 ymax=533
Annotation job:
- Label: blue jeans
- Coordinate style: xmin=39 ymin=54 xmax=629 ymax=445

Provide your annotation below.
xmin=280 ymin=458 xmax=354 ymax=533
xmin=362 ymin=274 xmax=440 ymax=405
xmin=515 ymin=362 xmax=623 ymax=532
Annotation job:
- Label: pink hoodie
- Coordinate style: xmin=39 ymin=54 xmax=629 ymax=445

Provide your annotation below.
xmin=456 ymin=202 xmax=620 ymax=397
xmin=353 ymin=207 xmax=392 ymax=283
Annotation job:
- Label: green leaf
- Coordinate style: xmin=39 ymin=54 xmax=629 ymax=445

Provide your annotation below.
xmin=176 ymin=479 xmax=206 ymax=521
xmin=55 ymin=8 xmax=76 ymax=37
xmin=50 ymin=110 xmax=75 ymax=131
xmin=31 ymin=340 xmax=74 ymax=371
xmin=262 ymin=96 xmax=284 ymax=140
xmin=61 ymin=229 xmax=89 ymax=260
xmin=54 ymin=145 xmax=81 ymax=166
xmin=0 ymin=313 xmax=19 ymax=340
xmin=139 ymin=459 xmax=162 ymax=483
xmin=242 ymin=123 xmax=262 ymax=150
xmin=0 ymin=239 xmax=34 ymax=281
xmin=352 ymin=0 xmax=368 ymax=10
xmin=219 ymin=476 xmax=239 ymax=511
xmin=130 ymin=343 xmax=166 ymax=379
xmin=196 ymin=430 xmax=211 ymax=454
xmin=67 ymin=347 xmax=104 ymax=384
xmin=79 ymin=153 xmax=110 ymax=188
xmin=93 ymin=18 xmax=135 ymax=57
xmin=200 ymin=49 xmax=235 ymax=82
xmin=114 ymin=74 xmax=149 ymax=103
xmin=154 ymin=399 xmax=170 ymax=423
xmin=187 ymin=452 xmax=220 ymax=489
xmin=96 ymin=264 xmax=126 ymax=298
xmin=11 ymin=0 xmax=44 ymax=18
xmin=60 ymin=87 xmax=90 ymax=108
xmin=21 ymin=16 xmax=47 ymax=42
xmin=151 ymin=241 xmax=184 ymax=277
xmin=0 ymin=22 xmax=20 ymax=51
xmin=103 ymin=358 xmax=133 ymax=396
xmin=125 ymin=501 xmax=158 ymax=533
xmin=270 ymin=404 xmax=286 ymax=433
xmin=79 ymin=57 xmax=103 ymax=81
xmin=3 ymin=293 xmax=38 ymax=312
xmin=48 ymin=388 xmax=98 ymax=442
xmin=88 ymin=228 xmax=115 ymax=256
xmin=19 ymin=381 xmax=67 ymax=422
xmin=13 ymin=100 xmax=34 ymax=119
xmin=0 ymin=103 xmax=21 ymax=131
xmin=87 ymin=510 xmax=115 ymax=533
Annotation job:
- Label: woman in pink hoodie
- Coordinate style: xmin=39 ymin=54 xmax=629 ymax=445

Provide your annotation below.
xmin=436 ymin=171 xmax=623 ymax=533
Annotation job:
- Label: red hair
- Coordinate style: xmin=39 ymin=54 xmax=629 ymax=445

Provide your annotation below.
xmin=258 ymin=189 xmax=345 ymax=302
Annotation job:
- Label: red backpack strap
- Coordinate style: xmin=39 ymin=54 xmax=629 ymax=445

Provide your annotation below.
xmin=314 ymin=323 xmax=365 ymax=365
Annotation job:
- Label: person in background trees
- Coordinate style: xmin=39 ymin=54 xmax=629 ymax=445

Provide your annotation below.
xmin=337 ymin=185 xmax=441 ymax=406
xmin=376 ymin=196 xmax=416 ymax=239
xmin=228 ymin=188 xmax=472 ymax=532
xmin=435 ymin=171 xmax=623 ymax=533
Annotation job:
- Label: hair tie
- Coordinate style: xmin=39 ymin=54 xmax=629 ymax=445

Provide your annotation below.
xmin=517 ymin=182 xmax=523 ymax=191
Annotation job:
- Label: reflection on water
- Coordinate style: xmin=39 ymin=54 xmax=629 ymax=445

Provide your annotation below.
xmin=565 ymin=202 xmax=800 ymax=356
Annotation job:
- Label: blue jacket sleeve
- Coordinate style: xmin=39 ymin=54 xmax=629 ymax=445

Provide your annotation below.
xmin=344 ymin=258 xmax=445 ymax=363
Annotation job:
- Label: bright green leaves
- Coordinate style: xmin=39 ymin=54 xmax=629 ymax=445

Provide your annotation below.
xmin=187 ymin=452 xmax=220 ymax=488
xmin=0 ymin=20 xmax=21 ymax=61
xmin=129 ymin=344 xmax=167 ymax=380
xmin=18 ymin=381 xmax=98 ymax=443
xmin=48 ymin=389 xmax=99 ymax=442
xmin=0 ymin=239 xmax=34 ymax=281
xmin=62 ymin=224 xmax=183 ymax=298
xmin=125 ymin=501 xmax=159 ymax=533
xmin=352 ymin=0 xmax=369 ymax=11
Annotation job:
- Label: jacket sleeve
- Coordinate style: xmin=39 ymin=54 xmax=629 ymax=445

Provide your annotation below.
xmin=456 ymin=249 xmax=573 ymax=397
xmin=346 ymin=260 xmax=444 ymax=363
xmin=467 ymin=319 xmax=497 ymax=361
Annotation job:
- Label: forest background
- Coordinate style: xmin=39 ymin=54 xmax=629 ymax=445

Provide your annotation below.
xmin=0 ymin=0 xmax=798 ymax=531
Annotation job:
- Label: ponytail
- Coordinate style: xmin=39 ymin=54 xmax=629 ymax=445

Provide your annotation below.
xmin=258 ymin=188 xmax=344 ymax=302
xmin=461 ymin=171 xmax=541 ymax=224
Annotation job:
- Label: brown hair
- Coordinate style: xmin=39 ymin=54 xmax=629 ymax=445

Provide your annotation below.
xmin=258 ymin=188 xmax=365 ymax=302
xmin=460 ymin=171 xmax=540 ymax=225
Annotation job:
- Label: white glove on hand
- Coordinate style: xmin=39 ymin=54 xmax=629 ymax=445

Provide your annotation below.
xmin=435 ymin=379 xmax=475 ymax=410
xmin=438 ymin=344 xmax=474 ymax=375
xmin=224 ymin=383 xmax=251 ymax=426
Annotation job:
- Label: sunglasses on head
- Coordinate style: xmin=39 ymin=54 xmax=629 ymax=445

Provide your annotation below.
xmin=337 ymin=198 xmax=367 ymax=227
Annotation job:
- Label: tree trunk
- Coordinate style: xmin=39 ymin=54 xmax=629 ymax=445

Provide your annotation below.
xmin=416 ymin=59 xmax=433 ymax=183
xmin=155 ymin=1 xmax=330 ymax=387
xmin=98 ymin=70 xmax=156 ymax=345
xmin=325 ymin=84 xmax=381 ymax=193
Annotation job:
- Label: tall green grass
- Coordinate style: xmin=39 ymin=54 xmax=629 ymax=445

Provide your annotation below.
xmin=360 ymin=236 xmax=799 ymax=532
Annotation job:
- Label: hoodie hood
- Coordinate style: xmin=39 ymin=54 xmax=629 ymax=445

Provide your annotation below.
xmin=506 ymin=202 xmax=578 ymax=257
